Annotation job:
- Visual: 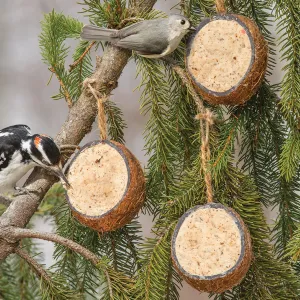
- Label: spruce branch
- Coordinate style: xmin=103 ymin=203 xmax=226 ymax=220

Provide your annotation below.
xmin=104 ymin=100 xmax=127 ymax=144
xmin=136 ymin=56 xmax=179 ymax=213
xmin=52 ymin=202 xmax=140 ymax=297
xmin=213 ymin=126 xmax=236 ymax=169
xmin=183 ymin=0 xmax=215 ymax=23
xmin=40 ymin=11 xmax=83 ymax=106
xmin=275 ymin=1 xmax=300 ymax=180
xmin=5 ymin=227 xmax=100 ymax=266
xmin=135 ymin=222 xmax=180 ymax=300
xmin=69 ymin=41 xmax=94 ymax=102
xmin=15 ymin=246 xmax=81 ymax=299
xmin=0 ymin=238 xmax=42 ymax=299
xmin=69 ymin=41 xmax=95 ymax=72
xmin=49 ymin=67 xmax=73 ymax=108
xmin=286 ymin=226 xmax=300 ymax=262
xmin=216 ymin=165 xmax=300 ymax=299
xmin=105 ymin=269 xmax=114 ymax=298
xmin=15 ymin=248 xmax=52 ymax=284
xmin=163 ymin=57 xmax=205 ymax=113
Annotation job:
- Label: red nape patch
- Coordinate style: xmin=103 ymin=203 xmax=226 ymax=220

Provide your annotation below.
xmin=34 ymin=136 xmax=42 ymax=147
xmin=241 ymin=29 xmax=246 ymax=34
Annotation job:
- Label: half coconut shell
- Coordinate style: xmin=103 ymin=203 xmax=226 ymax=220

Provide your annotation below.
xmin=186 ymin=14 xmax=268 ymax=105
xmin=171 ymin=203 xmax=252 ymax=293
xmin=66 ymin=140 xmax=145 ymax=232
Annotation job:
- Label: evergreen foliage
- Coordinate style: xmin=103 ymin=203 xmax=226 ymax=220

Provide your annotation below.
xmin=275 ymin=1 xmax=300 ymax=180
xmin=0 ymin=239 xmax=41 ymax=300
xmin=1 ymin=0 xmax=300 ymax=299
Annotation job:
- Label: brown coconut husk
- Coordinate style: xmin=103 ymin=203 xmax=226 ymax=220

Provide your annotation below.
xmin=186 ymin=14 xmax=268 ymax=106
xmin=171 ymin=203 xmax=252 ymax=293
xmin=65 ymin=140 xmax=145 ymax=232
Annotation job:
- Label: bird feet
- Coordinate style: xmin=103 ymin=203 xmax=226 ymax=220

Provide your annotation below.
xmin=14 ymin=187 xmax=40 ymax=200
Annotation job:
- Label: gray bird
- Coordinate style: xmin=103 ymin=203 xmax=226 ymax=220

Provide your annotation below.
xmin=81 ymin=15 xmax=195 ymax=58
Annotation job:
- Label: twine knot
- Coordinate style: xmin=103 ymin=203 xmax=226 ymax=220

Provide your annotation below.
xmin=195 ymin=110 xmax=215 ymax=126
xmin=216 ymin=0 xmax=227 ymax=14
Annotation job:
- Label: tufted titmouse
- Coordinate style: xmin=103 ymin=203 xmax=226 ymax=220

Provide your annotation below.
xmin=80 ymin=15 xmax=195 ymax=58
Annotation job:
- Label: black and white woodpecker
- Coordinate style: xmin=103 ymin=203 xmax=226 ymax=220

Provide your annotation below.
xmin=0 ymin=124 xmax=70 ymax=197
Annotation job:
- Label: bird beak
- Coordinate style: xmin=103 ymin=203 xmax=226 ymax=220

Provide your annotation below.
xmin=49 ymin=165 xmax=71 ymax=188
xmin=189 ymin=26 xmax=196 ymax=32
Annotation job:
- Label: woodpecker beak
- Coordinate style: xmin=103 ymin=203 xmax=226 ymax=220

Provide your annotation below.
xmin=50 ymin=165 xmax=71 ymax=188
xmin=189 ymin=25 xmax=196 ymax=32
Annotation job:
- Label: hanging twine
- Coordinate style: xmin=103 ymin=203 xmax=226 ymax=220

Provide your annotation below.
xmin=195 ymin=108 xmax=214 ymax=203
xmin=87 ymin=83 xmax=108 ymax=140
xmin=215 ymin=0 xmax=227 ymax=14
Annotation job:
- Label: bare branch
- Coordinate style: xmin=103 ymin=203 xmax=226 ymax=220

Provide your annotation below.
xmin=15 ymin=248 xmax=52 ymax=283
xmin=7 ymin=227 xmax=100 ymax=266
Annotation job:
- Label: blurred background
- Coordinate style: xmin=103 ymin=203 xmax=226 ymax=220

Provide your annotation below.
xmin=0 ymin=1 xmax=284 ymax=299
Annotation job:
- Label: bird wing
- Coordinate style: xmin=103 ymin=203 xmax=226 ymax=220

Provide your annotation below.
xmin=116 ymin=19 xmax=169 ymax=54
xmin=118 ymin=18 xmax=168 ymax=38
xmin=0 ymin=125 xmax=31 ymax=172
xmin=0 ymin=142 xmax=15 ymax=171
xmin=0 ymin=125 xmax=31 ymax=136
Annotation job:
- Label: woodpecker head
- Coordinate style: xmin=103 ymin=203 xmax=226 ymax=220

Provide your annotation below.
xmin=22 ymin=134 xmax=70 ymax=187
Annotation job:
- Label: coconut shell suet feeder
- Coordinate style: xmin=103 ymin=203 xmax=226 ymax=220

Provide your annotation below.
xmin=171 ymin=203 xmax=252 ymax=293
xmin=65 ymin=140 xmax=145 ymax=232
xmin=186 ymin=14 xmax=268 ymax=105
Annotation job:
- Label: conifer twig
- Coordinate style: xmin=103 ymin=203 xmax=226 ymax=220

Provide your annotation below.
xmin=213 ymin=127 xmax=235 ymax=167
xmin=49 ymin=67 xmax=73 ymax=108
xmin=7 ymin=228 xmax=100 ymax=266
xmin=104 ymin=270 xmax=113 ymax=298
xmin=69 ymin=42 xmax=96 ymax=72
xmin=163 ymin=57 xmax=205 ymax=113
xmin=15 ymin=248 xmax=52 ymax=283
xmin=117 ymin=17 xmax=144 ymax=29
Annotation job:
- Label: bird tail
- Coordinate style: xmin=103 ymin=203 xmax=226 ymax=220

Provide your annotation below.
xmin=80 ymin=25 xmax=118 ymax=41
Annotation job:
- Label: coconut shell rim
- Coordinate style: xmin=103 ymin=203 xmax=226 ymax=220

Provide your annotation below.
xmin=171 ymin=202 xmax=247 ymax=281
xmin=186 ymin=14 xmax=256 ymax=97
xmin=65 ymin=140 xmax=131 ymax=220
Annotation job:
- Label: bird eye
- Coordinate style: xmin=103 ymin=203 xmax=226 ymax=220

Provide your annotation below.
xmin=181 ymin=20 xmax=186 ymax=25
